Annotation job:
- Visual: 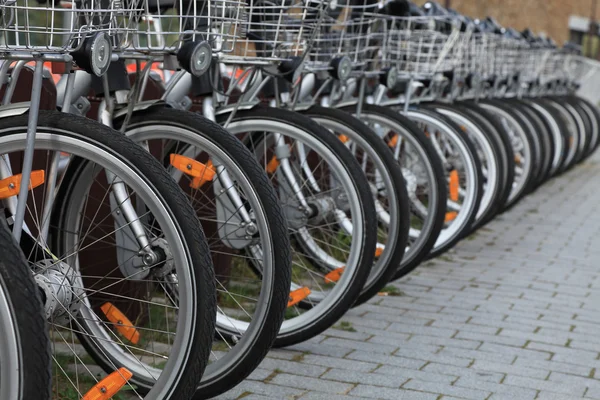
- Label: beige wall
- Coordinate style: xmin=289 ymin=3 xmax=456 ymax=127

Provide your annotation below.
xmin=413 ymin=0 xmax=594 ymax=44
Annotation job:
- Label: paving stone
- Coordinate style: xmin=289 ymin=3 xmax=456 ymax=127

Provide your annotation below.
xmin=453 ymin=376 xmax=538 ymax=399
xmin=321 ymin=368 xmax=408 ymax=388
xmin=421 ymin=362 xmax=504 ymax=383
xmin=503 ymin=375 xmax=587 ymax=396
xmin=345 ymin=350 xmax=428 ymax=370
xmin=301 ymin=354 xmax=379 ymax=372
xmin=371 ymin=365 xmax=458 ymax=385
xmin=319 ymin=337 xmax=398 ymax=355
xmin=470 ymin=359 xmax=550 ymax=379
xmin=258 ymin=358 xmax=329 ymax=378
xmin=401 ymin=379 xmax=491 ymax=400
xmin=269 ymin=374 xmax=354 ymax=395
xmin=349 ymin=384 xmax=439 ymax=400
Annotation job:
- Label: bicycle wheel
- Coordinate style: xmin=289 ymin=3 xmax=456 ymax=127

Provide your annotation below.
xmin=478 ymin=100 xmax=537 ymax=209
xmin=570 ymin=95 xmax=600 ymax=159
xmin=0 ymin=218 xmax=50 ymax=400
xmin=338 ymin=104 xmax=446 ymax=279
xmin=403 ymin=107 xmax=483 ymax=257
xmin=538 ymin=98 xmax=579 ymax=173
xmin=0 ymin=111 xmax=216 ymax=398
xmin=301 ymin=105 xmax=410 ymax=306
xmin=116 ymin=106 xmax=291 ymax=398
xmin=523 ymin=98 xmax=568 ymax=178
xmin=218 ymin=106 xmax=377 ymax=347
xmin=457 ymin=100 xmax=515 ymax=221
xmin=565 ymin=96 xmax=595 ymax=160
xmin=428 ymin=102 xmax=504 ymax=231
xmin=506 ymin=99 xmax=555 ymax=188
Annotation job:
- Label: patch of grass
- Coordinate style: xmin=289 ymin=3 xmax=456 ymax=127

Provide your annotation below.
xmin=291 ymin=351 xmax=310 ymax=362
xmin=438 ymin=255 xmax=454 ymax=262
xmin=334 ymin=321 xmax=356 ymax=332
xmin=378 ymin=285 xmax=404 ymax=297
xmin=263 ymin=370 xmax=280 ymax=383
xmin=485 ymin=241 xmax=495 ymax=246
xmin=527 ymin=208 xmax=539 ymax=214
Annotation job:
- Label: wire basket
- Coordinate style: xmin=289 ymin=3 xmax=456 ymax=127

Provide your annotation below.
xmin=464 ymin=31 xmax=494 ymax=80
xmin=127 ymin=0 xmax=326 ymax=64
xmin=0 ymin=0 xmax=142 ymax=52
xmin=450 ymin=24 xmax=473 ymax=78
xmin=126 ymin=0 xmax=245 ymax=56
xmin=304 ymin=0 xmax=384 ymax=77
xmin=385 ymin=15 xmax=460 ymax=80
xmin=490 ymin=35 xmax=522 ymax=79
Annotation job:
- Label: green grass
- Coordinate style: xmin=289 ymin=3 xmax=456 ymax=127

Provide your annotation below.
xmin=334 ymin=321 xmax=356 ymax=332
xmin=378 ymin=285 xmax=404 ymax=296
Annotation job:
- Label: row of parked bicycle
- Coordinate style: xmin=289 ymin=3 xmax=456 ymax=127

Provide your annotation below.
xmin=0 ymin=0 xmax=596 ymax=398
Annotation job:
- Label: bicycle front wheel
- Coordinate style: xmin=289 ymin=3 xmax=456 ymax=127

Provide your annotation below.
xmin=219 ymin=106 xmax=377 ymax=347
xmin=0 ymin=111 xmax=216 ymax=399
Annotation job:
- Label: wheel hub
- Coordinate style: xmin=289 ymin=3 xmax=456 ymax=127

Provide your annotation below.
xmin=34 ymin=259 xmax=84 ymax=324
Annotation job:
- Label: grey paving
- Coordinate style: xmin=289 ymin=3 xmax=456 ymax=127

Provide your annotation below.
xmin=215 ymin=153 xmax=600 ymax=399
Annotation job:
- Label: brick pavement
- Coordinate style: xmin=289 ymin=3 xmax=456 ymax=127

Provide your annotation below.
xmin=216 ymin=152 xmax=600 ymax=400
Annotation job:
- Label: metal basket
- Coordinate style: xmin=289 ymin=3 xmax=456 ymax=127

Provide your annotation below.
xmin=490 ymin=35 xmax=522 ymax=79
xmin=304 ymin=0 xmax=383 ymax=77
xmin=126 ymin=0 xmax=245 ymax=56
xmin=0 ymin=0 xmax=142 ymax=52
xmin=127 ymin=0 xmax=326 ymax=64
xmin=464 ymin=31 xmax=494 ymax=80
xmin=450 ymin=25 xmax=473 ymax=78
xmin=385 ymin=15 xmax=460 ymax=80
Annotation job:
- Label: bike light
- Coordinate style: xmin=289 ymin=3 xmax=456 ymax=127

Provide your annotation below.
xmin=178 ymin=40 xmax=212 ymax=77
xmin=331 ymin=56 xmax=352 ymax=82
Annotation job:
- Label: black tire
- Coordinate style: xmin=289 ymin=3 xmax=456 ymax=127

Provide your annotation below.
xmin=428 ymin=102 xmax=505 ymax=231
xmin=301 ymin=105 xmax=410 ymax=306
xmin=479 ymin=100 xmax=538 ymax=210
xmin=13 ymin=111 xmax=219 ymax=399
xmin=457 ymin=101 xmax=515 ymax=222
xmin=507 ymin=99 xmax=555 ymax=187
xmin=524 ymin=98 xmax=569 ymax=177
xmin=0 ymin=218 xmax=51 ymax=400
xmin=115 ymin=106 xmax=292 ymax=399
xmin=218 ymin=106 xmax=377 ymax=347
xmin=539 ymin=98 xmax=580 ymax=173
xmin=338 ymin=104 xmax=446 ymax=279
xmin=570 ymin=95 xmax=600 ymax=159
xmin=564 ymin=96 xmax=595 ymax=161
xmin=406 ymin=106 xmax=483 ymax=257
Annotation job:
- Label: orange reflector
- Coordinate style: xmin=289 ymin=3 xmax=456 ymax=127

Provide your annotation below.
xmin=100 ymin=303 xmax=140 ymax=345
xmin=190 ymin=160 xmax=215 ymax=189
xmin=287 ymin=287 xmax=311 ymax=307
xmin=445 ymin=211 xmax=458 ymax=222
xmin=81 ymin=368 xmax=133 ymax=400
xmin=338 ymin=134 xmax=350 ymax=144
xmin=388 ymin=134 xmax=399 ymax=148
xmin=514 ymin=154 xmax=521 ymax=164
xmin=266 ymin=156 xmax=280 ymax=174
xmin=459 ymin=125 xmax=467 ymax=133
xmin=375 ymin=246 xmax=384 ymax=258
xmin=324 ymin=267 xmax=345 ymax=283
xmin=0 ymin=170 xmax=45 ymax=200
xmin=449 ymin=170 xmax=459 ymax=202
xmin=169 ymin=155 xmax=216 ymax=189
